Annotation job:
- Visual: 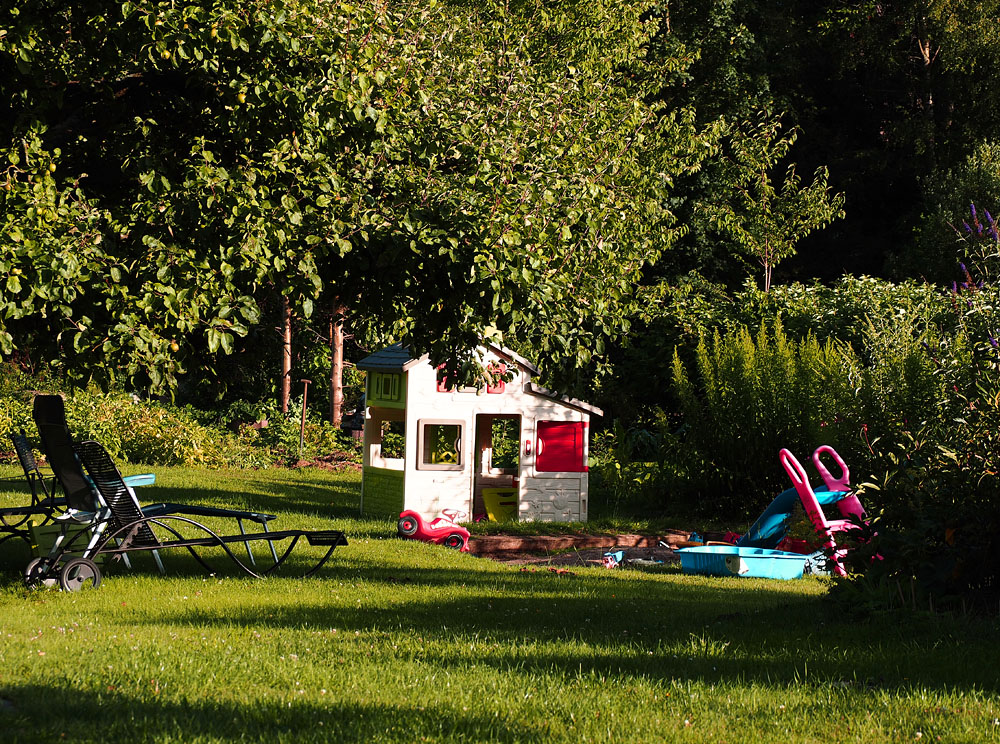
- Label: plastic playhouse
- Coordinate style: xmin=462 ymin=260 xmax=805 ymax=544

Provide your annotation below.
xmin=357 ymin=342 xmax=602 ymax=523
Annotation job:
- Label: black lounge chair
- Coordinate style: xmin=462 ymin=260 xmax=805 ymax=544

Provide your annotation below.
xmin=31 ymin=394 xmax=280 ymax=568
xmin=0 ymin=431 xmax=70 ymax=549
xmin=24 ymin=440 xmax=348 ymax=591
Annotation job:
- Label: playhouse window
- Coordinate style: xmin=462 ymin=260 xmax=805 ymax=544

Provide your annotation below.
xmin=369 ymin=372 xmax=402 ymax=404
xmin=490 ymin=417 xmax=520 ymax=471
xmin=418 ymin=420 xmax=464 ymax=471
xmin=367 ymin=413 xmax=405 ymax=471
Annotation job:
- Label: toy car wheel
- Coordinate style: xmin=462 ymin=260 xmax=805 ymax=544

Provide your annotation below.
xmin=24 ymin=557 xmax=59 ymax=590
xmin=443 ymin=533 xmax=467 ymax=550
xmin=59 ymin=557 xmax=102 ymax=592
xmin=397 ymin=515 xmax=419 ymax=537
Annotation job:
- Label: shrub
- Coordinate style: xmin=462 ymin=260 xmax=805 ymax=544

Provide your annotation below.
xmin=843 ymin=248 xmax=1000 ymax=613
xmin=0 ymin=367 xmax=361 ymax=468
xmin=604 ymin=274 xmax=951 ymax=423
xmin=901 ymin=140 xmax=1000 ymax=281
xmin=666 ymin=320 xmax=866 ymax=516
xmin=61 ymin=392 xmax=270 ymax=468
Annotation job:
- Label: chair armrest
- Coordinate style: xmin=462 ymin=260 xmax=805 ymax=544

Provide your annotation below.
xmin=122 ymin=473 xmax=156 ymax=488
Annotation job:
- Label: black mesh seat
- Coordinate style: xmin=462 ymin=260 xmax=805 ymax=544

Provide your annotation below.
xmin=33 ymin=395 xmax=116 ymax=514
xmin=20 ymin=440 xmax=347 ymax=591
xmin=31 ymin=393 xmax=278 ymax=537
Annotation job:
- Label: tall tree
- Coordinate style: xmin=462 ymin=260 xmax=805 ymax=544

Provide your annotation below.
xmin=1 ymin=0 xmax=717 ymax=395
xmin=704 ymin=115 xmax=845 ymax=291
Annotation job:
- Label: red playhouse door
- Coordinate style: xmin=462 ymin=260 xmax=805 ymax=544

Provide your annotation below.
xmin=536 ymin=421 xmax=587 ymax=473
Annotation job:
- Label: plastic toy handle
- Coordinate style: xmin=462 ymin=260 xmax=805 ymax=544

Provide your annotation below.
xmin=779 ymin=448 xmax=808 ymax=491
xmin=813 ymin=445 xmax=850 ymax=492
xmin=441 ymin=509 xmax=467 ymax=523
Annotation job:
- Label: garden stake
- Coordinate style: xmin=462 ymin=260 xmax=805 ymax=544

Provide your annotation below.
xmin=299 ymin=379 xmax=312 ymax=461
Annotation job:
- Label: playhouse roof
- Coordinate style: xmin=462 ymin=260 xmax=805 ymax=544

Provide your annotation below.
xmin=357 ymin=342 xmax=540 ymax=376
xmin=357 ymin=343 xmax=602 ymax=416
xmin=523 ymin=382 xmax=603 ymax=417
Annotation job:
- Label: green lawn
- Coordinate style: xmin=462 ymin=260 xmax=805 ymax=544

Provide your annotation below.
xmin=1 ymin=464 xmax=998 ymax=743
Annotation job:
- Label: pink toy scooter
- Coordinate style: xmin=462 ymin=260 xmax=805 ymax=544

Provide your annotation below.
xmin=397 ymin=509 xmax=471 ymax=552
xmin=779 ymin=447 xmax=866 ymax=576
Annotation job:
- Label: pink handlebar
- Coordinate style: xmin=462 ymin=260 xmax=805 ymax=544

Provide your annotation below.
xmin=779 ymin=448 xmax=808 ymax=492
xmin=812 ymin=445 xmax=850 ymax=492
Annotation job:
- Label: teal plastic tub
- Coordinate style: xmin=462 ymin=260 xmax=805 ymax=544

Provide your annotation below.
xmin=677 ymin=545 xmax=807 ymax=580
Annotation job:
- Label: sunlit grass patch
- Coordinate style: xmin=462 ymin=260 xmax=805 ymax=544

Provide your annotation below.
xmin=1 ymin=465 xmax=999 ymax=743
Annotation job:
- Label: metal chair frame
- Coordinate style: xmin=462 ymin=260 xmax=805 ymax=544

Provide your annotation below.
xmin=24 ymin=440 xmax=348 ymax=591
xmin=30 ymin=394 xmax=283 ymax=568
xmin=1 ymin=431 xmax=72 ymax=550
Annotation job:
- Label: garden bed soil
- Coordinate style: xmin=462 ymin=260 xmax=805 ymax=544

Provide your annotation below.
xmin=469 ymin=530 xmax=700 ymax=567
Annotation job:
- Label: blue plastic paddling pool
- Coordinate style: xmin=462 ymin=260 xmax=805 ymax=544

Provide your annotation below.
xmin=677 ymin=545 xmax=808 ymax=580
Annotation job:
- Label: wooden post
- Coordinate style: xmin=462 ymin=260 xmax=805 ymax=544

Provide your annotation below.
xmin=298 ymin=379 xmax=312 ymax=461
xmin=330 ymin=301 xmax=347 ymax=426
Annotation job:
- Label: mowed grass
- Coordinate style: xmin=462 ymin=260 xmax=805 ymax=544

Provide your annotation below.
xmin=1 ymin=465 xmax=998 ymax=743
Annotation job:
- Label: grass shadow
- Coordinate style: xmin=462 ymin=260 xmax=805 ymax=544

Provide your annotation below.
xmin=100 ymin=556 xmax=1000 ymax=696
xmin=0 ymin=682 xmax=544 ymax=743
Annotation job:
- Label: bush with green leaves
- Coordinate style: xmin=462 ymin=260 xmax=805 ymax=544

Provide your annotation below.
xmin=842 ymin=248 xmax=1000 ymax=613
xmin=60 ymin=392 xmax=272 ymax=468
xmin=0 ymin=366 xmax=360 ymax=467
xmin=604 ymin=274 xmax=951 ymax=424
xmin=220 ymin=397 xmax=361 ymax=466
xmin=901 ymin=141 xmax=1000 ymax=281
xmin=666 ymin=321 xmax=862 ymax=515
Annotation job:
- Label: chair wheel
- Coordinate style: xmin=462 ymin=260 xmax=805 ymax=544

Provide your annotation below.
xmin=443 ymin=533 xmax=467 ymax=550
xmin=59 ymin=557 xmax=102 ymax=592
xmin=397 ymin=516 xmax=419 ymax=537
xmin=24 ymin=557 xmax=59 ymax=590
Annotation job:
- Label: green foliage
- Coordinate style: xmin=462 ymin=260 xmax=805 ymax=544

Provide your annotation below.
xmin=0 ymin=365 xmax=360 ymax=467
xmin=60 ymin=392 xmax=268 ymax=468
xmin=490 ymin=417 xmax=519 ymax=471
xmin=0 ymin=0 xmax=719 ymax=397
xmin=613 ymin=304 xmax=941 ymax=519
xmin=379 ymin=421 xmax=405 ymax=461
xmin=588 ymin=419 xmax=665 ymax=516
xmin=905 ymin=142 xmax=1000 ymax=280
xmin=667 ymin=321 xmax=864 ymax=514
xmin=601 ymin=274 xmax=950 ymax=424
xmin=215 ymin=396 xmax=361 ymax=466
xmin=844 ymin=260 xmax=1000 ymax=612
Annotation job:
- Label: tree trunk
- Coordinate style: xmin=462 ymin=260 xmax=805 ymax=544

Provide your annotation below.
xmin=279 ymin=295 xmax=292 ymax=413
xmin=329 ymin=301 xmax=347 ymax=426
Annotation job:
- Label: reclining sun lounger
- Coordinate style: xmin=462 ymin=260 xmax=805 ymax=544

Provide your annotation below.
xmin=24 ymin=440 xmax=348 ymax=591
xmin=30 ymin=394 xmax=280 ymax=567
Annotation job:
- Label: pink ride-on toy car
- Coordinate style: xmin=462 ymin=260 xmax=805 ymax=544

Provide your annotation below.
xmin=397 ymin=509 xmax=471 ymax=552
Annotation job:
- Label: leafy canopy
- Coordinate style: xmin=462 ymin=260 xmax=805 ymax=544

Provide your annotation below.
xmin=1 ymin=0 xmax=716 ymax=393
xmin=703 ymin=114 xmax=845 ymax=291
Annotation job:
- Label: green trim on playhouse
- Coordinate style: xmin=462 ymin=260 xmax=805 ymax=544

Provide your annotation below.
xmin=366 ymin=371 xmax=406 ymax=409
